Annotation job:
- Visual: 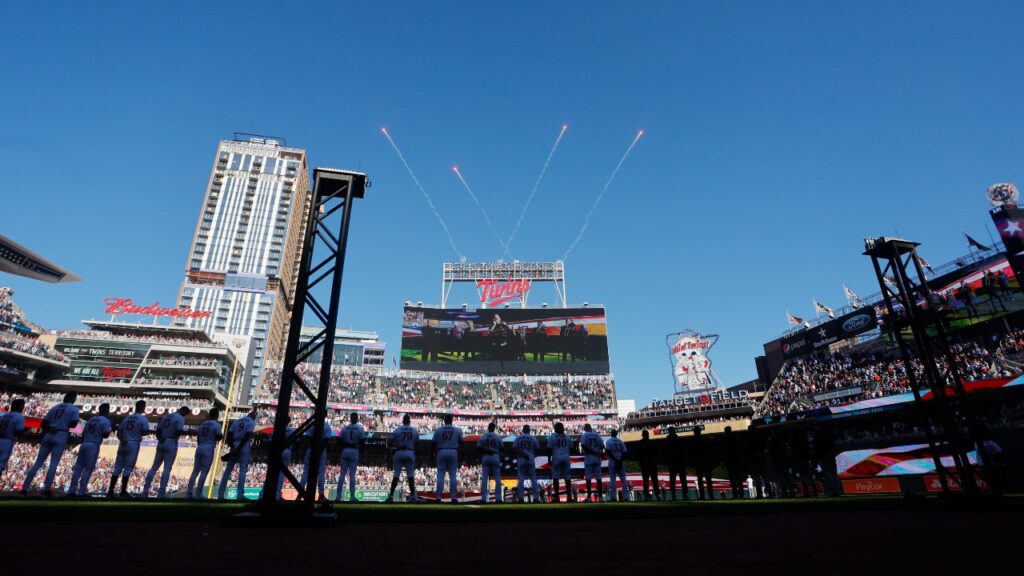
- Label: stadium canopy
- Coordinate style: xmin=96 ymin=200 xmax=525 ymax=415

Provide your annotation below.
xmin=0 ymin=234 xmax=80 ymax=283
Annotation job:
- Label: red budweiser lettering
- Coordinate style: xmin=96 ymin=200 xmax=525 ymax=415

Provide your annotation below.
xmin=103 ymin=298 xmax=212 ymax=319
xmin=476 ymin=279 xmax=531 ymax=307
xmin=102 ymin=367 xmax=133 ymax=382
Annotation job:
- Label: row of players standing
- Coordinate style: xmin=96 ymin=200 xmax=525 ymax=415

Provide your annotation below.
xmin=4 ymin=392 xmax=828 ymax=502
xmin=0 ymin=392 xmax=258 ymax=500
xmin=630 ymin=424 xmax=843 ymax=501
xmin=382 ymin=416 xmax=631 ymax=503
xmin=1 ymin=393 xmax=627 ymax=503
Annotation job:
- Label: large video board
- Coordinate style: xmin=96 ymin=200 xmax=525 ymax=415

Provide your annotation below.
xmin=400 ymin=306 xmax=610 ymax=375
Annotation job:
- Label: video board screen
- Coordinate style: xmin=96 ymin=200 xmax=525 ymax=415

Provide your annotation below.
xmin=837 ymin=443 xmax=978 ymax=478
xmin=400 ymin=306 xmax=610 ymax=375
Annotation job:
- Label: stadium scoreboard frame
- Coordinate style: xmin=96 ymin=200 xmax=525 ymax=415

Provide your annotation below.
xmin=441 ymin=261 xmax=567 ymax=309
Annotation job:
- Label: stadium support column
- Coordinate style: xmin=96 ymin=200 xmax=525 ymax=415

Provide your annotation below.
xmin=864 ymin=237 xmax=979 ymax=498
xmin=258 ymin=168 xmax=369 ymax=515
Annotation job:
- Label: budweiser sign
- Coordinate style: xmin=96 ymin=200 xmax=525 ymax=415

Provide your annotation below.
xmin=103 ymin=298 xmax=212 ymax=319
xmin=476 ymin=279 xmax=531 ymax=307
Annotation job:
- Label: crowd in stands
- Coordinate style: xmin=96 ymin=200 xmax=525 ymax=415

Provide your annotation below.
xmin=623 ymin=415 xmax=747 ymax=432
xmin=145 ymin=355 xmax=223 ymax=368
xmin=997 ymin=329 xmax=1024 ymax=357
xmin=1 ymin=288 xmax=64 ymax=362
xmin=134 ymin=373 xmax=222 ymax=389
xmin=0 ymin=359 xmax=27 ymax=375
xmin=756 ymin=340 xmax=1013 ymax=418
xmin=50 ymin=329 xmax=211 ymax=348
xmin=536 ymin=376 xmax=617 ymax=411
xmin=257 ymin=364 xmax=379 ymax=406
xmin=252 ymin=363 xmax=617 ymax=414
xmin=0 ymin=442 xmax=190 ymax=495
xmin=226 ymin=462 xmax=486 ymax=496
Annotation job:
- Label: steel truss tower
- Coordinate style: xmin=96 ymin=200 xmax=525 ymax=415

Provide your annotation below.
xmin=257 ymin=168 xmax=368 ymax=515
xmin=864 ymin=237 xmax=980 ymax=497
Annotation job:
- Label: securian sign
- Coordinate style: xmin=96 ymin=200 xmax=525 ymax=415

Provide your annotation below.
xmin=103 ymin=297 xmax=212 ymax=319
xmin=475 ymin=279 xmax=531 ymax=307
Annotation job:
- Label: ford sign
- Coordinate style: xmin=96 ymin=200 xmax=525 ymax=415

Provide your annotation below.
xmin=842 ymin=313 xmax=872 ymax=333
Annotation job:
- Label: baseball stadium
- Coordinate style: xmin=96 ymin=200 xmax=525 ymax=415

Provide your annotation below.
xmin=3 ymin=4 xmax=1024 ymax=572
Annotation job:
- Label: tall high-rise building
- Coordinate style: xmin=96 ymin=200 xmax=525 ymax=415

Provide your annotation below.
xmin=175 ymin=135 xmax=312 ymax=402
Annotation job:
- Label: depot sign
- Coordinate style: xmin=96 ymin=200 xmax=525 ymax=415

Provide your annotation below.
xmin=476 ymin=279 xmax=531 ymax=307
xmin=103 ymin=297 xmax=212 ymax=319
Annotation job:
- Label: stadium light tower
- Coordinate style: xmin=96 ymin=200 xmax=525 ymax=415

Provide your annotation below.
xmin=864 ymin=237 xmax=980 ymax=498
xmin=256 ymin=168 xmax=369 ymax=518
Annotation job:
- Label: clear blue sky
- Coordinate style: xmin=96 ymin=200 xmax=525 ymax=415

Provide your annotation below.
xmin=2 ymin=1 xmax=1022 ymax=405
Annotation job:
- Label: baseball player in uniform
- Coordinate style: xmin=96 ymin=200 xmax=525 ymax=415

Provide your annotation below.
xmin=276 ymin=423 xmax=296 ymax=500
xmin=433 ymin=414 xmax=463 ymax=503
xmin=142 ymin=406 xmax=189 ymax=498
xmin=186 ymin=408 xmax=222 ymax=499
xmin=300 ymin=419 xmax=333 ymax=500
xmin=337 ymin=412 xmax=366 ymax=502
xmin=385 ymin=414 xmax=419 ymax=503
xmin=69 ymin=403 xmax=112 ymax=497
xmin=514 ymin=424 xmax=541 ymax=503
xmin=477 ymin=421 xmax=503 ymax=503
xmin=0 ymin=398 xmax=26 ymax=478
xmin=548 ymin=422 xmax=573 ymax=503
xmin=108 ymin=400 xmax=150 ymax=498
xmin=579 ymin=423 xmax=604 ymax=502
xmin=218 ymin=409 xmax=257 ymax=500
xmin=22 ymin=392 xmax=80 ymax=497
xmin=606 ymin=429 xmax=629 ymax=502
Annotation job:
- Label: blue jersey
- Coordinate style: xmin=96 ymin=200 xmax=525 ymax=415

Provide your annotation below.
xmin=433 ymin=424 xmax=463 ymax=451
xmin=196 ymin=419 xmax=222 ymax=448
xmin=605 ymin=437 xmax=627 ymax=460
xmin=228 ymin=416 xmax=256 ymax=448
xmin=0 ymin=411 xmax=26 ymax=440
xmin=119 ymin=413 xmax=150 ymax=443
xmin=580 ymin=431 xmax=604 ymax=456
xmin=339 ymin=423 xmax=366 ymax=448
xmin=157 ymin=412 xmax=185 ymax=442
xmin=477 ymin=431 xmax=502 ymax=455
xmin=81 ymin=415 xmax=112 ymax=444
xmin=43 ymin=402 xmax=80 ymax=432
xmin=548 ymin=432 xmax=571 ymax=458
xmin=390 ymin=425 xmax=418 ymax=451
xmin=304 ymin=421 xmax=333 ymax=441
xmin=514 ymin=434 xmax=540 ymax=460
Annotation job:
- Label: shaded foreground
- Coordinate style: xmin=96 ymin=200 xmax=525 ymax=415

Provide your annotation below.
xmin=0 ymin=497 xmax=1017 ymax=575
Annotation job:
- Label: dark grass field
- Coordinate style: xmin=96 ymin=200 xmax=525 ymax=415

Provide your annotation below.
xmin=0 ymin=496 xmax=1019 ymax=574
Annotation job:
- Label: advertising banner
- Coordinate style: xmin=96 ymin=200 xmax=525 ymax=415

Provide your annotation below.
xmin=780 ymin=308 xmax=878 ymax=360
xmin=666 ymin=331 xmax=719 ymax=393
xmin=991 ymin=205 xmax=1024 ymax=286
xmin=841 ymin=477 xmax=902 ymax=494
xmin=835 ymin=308 xmax=878 ymax=339
xmin=400 ymin=306 xmax=609 ymax=375
xmin=805 ymin=321 xmax=840 ymax=350
xmin=780 ymin=331 xmax=810 ymax=359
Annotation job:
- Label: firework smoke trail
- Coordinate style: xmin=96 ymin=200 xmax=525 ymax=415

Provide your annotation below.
xmin=452 ymin=166 xmax=510 ymax=256
xmin=380 ymin=127 xmax=465 ymax=260
xmin=563 ymin=129 xmax=644 ymax=260
xmin=503 ymin=124 xmax=568 ymax=258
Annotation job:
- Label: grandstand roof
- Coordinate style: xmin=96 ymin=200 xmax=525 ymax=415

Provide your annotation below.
xmin=0 ymin=234 xmax=80 ymax=283
xmin=80 ymin=320 xmax=213 ymax=341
